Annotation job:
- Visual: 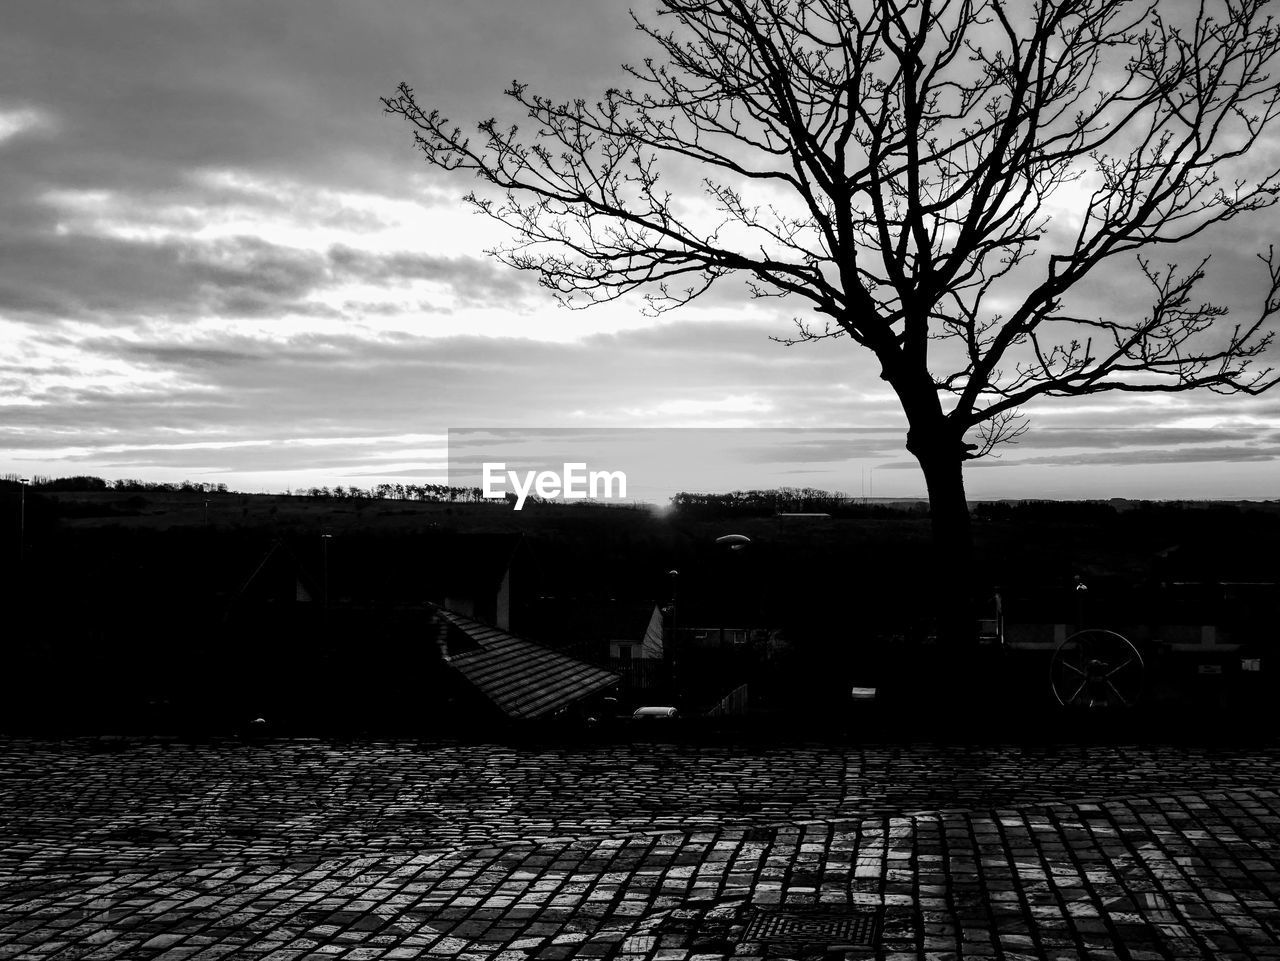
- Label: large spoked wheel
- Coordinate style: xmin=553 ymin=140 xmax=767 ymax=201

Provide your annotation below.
xmin=1050 ymin=629 xmax=1144 ymax=709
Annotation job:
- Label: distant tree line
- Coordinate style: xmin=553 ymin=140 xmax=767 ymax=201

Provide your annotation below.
xmin=15 ymin=475 xmax=231 ymax=494
xmin=4 ymin=474 xmax=487 ymax=503
xmin=0 ymin=473 xmax=624 ymax=507
xmin=669 ymin=487 xmax=923 ymax=518
xmin=290 ymin=484 xmax=647 ymax=508
xmin=288 ymin=483 xmax=489 ymax=503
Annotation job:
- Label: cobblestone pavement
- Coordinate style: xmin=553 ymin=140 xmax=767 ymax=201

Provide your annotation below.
xmin=2 ymin=738 xmax=1279 ymax=959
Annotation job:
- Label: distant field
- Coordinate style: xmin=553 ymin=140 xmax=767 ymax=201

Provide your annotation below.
xmin=8 ymin=485 xmax=1278 ymax=587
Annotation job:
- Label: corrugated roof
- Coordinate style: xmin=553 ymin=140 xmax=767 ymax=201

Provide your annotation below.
xmin=437 ymin=609 xmax=620 ymax=719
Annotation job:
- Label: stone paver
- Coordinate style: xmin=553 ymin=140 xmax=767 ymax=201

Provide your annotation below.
xmin=4 ymin=740 xmax=1280 ymax=872
xmin=1 ymin=739 xmax=1279 ymax=959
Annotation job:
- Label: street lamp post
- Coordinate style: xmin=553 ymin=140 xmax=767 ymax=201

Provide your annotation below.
xmin=18 ymin=477 xmax=29 ymax=565
xmin=715 ymin=533 xmax=753 ymax=644
xmin=663 ymin=569 xmax=678 ymax=696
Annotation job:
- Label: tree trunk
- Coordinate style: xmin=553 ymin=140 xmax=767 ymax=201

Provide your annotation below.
xmin=907 ymin=425 xmax=977 ymax=650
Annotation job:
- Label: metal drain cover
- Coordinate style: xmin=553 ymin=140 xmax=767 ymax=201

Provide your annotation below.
xmin=743 ymin=906 xmax=883 ymax=947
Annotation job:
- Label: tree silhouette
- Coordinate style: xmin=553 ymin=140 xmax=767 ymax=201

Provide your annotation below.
xmin=386 ymin=0 xmax=1280 ymax=643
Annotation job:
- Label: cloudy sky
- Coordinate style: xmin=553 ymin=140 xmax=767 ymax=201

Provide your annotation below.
xmin=2 ymin=0 xmax=1277 ymax=501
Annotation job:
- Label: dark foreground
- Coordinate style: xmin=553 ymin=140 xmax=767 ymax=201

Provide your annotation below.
xmin=3 ymin=738 xmax=1280 ymax=960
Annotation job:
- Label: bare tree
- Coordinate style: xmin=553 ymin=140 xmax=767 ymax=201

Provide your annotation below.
xmin=385 ymin=0 xmax=1280 ymax=643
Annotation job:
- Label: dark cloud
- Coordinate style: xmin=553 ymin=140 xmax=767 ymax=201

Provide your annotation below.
xmin=966 ymin=444 xmax=1280 ymax=469
xmin=342 ymin=467 xmax=448 ymax=479
xmin=1003 ymin=427 xmax=1273 ymax=450
xmin=0 ymin=232 xmax=533 ymax=326
xmin=0 ymin=1 xmax=640 ymax=194
xmin=872 ymin=427 xmax=1280 ymax=473
xmin=0 ymin=233 xmax=322 ymax=324
xmin=327 ymin=245 xmax=529 ymax=304
xmin=0 ymin=362 xmax=80 ymax=378
xmin=114 ymin=344 xmax=269 ymax=370
xmin=1024 ymin=394 xmax=1280 ymax=429
xmin=730 ymin=434 xmax=905 ymax=464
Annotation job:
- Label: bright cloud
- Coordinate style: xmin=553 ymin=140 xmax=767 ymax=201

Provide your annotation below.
xmin=0 ymin=106 xmax=52 ymax=143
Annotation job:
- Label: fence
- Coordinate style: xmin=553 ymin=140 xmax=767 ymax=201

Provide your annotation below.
xmin=705 ymin=682 xmax=750 ymax=717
